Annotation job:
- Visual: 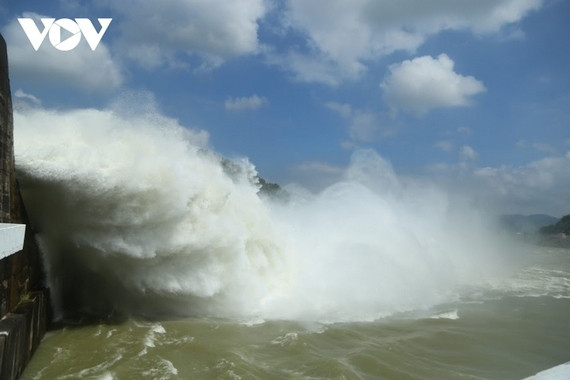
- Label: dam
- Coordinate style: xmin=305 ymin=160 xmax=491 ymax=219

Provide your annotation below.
xmin=0 ymin=34 xmax=49 ymax=380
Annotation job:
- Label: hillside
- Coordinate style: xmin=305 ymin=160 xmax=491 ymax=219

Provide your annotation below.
xmin=538 ymin=214 xmax=570 ymax=248
xmin=540 ymin=215 xmax=570 ymax=235
xmin=499 ymin=214 xmax=559 ymax=235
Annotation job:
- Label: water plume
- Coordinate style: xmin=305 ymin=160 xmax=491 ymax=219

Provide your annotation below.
xmin=14 ymin=104 xmax=515 ymax=322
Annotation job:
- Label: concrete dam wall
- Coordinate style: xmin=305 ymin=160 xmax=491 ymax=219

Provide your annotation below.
xmin=0 ymin=34 xmax=49 ymax=380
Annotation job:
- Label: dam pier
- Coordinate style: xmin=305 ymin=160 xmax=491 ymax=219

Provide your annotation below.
xmin=0 ymin=34 xmax=49 ymax=380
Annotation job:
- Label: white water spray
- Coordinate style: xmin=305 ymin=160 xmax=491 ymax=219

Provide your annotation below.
xmin=14 ymin=105 xmax=515 ymax=322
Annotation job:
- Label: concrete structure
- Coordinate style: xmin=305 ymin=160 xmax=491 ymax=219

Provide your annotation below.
xmin=0 ymin=34 xmax=49 ymax=380
xmin=0 ymin=225 xmax=25 ymax=260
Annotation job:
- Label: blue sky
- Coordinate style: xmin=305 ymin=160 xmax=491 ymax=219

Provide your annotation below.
xmin=1 ymin=0 xmax=569 ymax=216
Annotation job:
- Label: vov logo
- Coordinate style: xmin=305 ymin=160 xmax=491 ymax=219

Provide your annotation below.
xmin=18 ymin=18 xmax=112 ymax=51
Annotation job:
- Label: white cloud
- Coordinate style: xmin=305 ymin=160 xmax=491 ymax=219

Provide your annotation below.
xmin=381 ymin=54 xmax=486 ymax=115
xmin=516 ymin=140 xmax=559 ymax=154
xmin=14 ymin=89 xmax=41 ymax=106
xmin=289 ymin=160 xmax=345 ymax=191
xmin=532 ymin=142 xmax=556 ymax=154
xmin=225 ymin=94 xmax=268 ymax=111
xmin=434 ymin=140 xmax=454 ymax=153
xmin=325 ymin=102 xmax=393 ymax=142
xmin=265 ymin=51 xmax=348 ymax=86
xmin=296 ymin=161 xmax=344 ymax=175
xmin=57 ymin=0 xmax=90 ymax=13
xmin=348 ymin=111 xmax=382 ymax=142
xmin=429 ymin=152 xmax=570 ymax=216
xmin=2 ymin=13 xmax=123 ymax=92
xmin=324 ymin=102 xmax=352 ymax=118
xmin=459 ymin=145 xmax=478 ymax=161
xmin=472 ymin=155 xmax=570 ymax=215
xmin=280 ymin=0 xmax=543 ymax=84
xmin=108 ymin=0 xmax=266 ymax=69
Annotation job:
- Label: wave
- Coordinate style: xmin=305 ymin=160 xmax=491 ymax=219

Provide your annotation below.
xmin=14 ymin=105 xmax=517 ymax=322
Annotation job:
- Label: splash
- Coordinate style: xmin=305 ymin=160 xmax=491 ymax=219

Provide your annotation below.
xmin=14 ymin=105 xmax=515 ymax=322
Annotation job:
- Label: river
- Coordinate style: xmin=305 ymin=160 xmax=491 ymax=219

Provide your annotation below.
xmin=22 ymin=245 xmax=570 ymax=380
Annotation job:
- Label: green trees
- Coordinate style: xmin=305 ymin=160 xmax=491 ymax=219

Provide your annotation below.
xmin=257 ymin=177 xmax=289 ymax=200
xmin=540 ymin=214 xmax=570 ymax=235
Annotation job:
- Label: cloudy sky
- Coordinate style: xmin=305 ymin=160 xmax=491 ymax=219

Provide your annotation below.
xmin=1 ymin=0 xmax=569 ymax=216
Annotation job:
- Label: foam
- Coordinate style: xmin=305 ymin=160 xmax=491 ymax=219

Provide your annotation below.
xmin=14 ymin=105 xmax=516 ymax=322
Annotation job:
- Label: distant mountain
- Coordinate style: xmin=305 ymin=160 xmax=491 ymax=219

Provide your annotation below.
xmin=540 ymin=214 xmax=570 ymax=235
xmin=538 ymin=214 xmax=570 ymax=248
xmin=500 ymin=214 xmax=560 ymax=235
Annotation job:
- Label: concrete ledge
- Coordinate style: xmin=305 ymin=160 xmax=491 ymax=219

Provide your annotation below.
xmin=0 ymin=289 xmax=48 ymax=380
xmin=0 ymin=225 xmax=25 ymax=260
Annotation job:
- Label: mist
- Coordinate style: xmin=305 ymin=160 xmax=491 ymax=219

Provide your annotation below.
xmin=14 ymin=105 xmax=520 ymax=322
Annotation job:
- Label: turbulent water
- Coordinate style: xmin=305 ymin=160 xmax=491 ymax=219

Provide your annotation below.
xmin=13 ymin=105 xmax=570 ymax=378
xmin=20 ymin=247 xmax=570 ymax=379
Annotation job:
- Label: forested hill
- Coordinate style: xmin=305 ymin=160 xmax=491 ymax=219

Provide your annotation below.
xmin=540 ymin=215 xmax=570 ymax=235
xmin=500 ymin=214 xmax=559 ymax=235
xmin=539 ymin=214 xmax=570 ymax=248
